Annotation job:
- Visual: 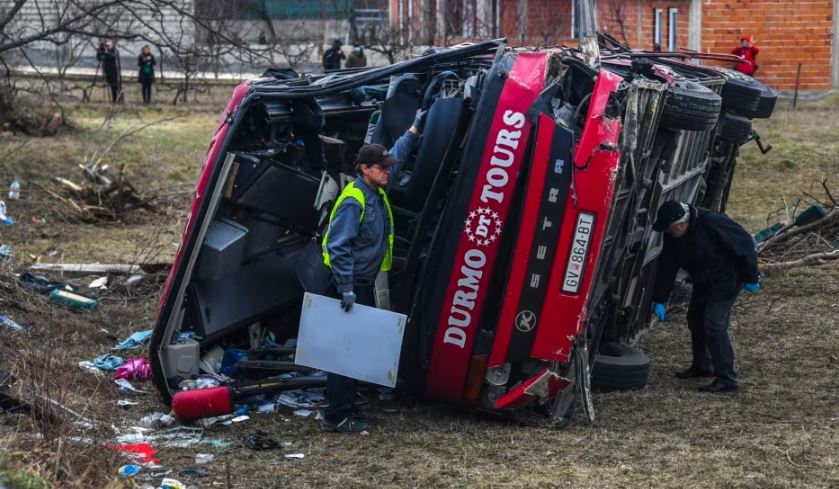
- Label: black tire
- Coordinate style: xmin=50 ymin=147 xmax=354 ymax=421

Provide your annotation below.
xmin=591 ymin=342 xmax=651 ymax=393
xmin=720 ymin=71 xmax=763 ymax=115
xmin=718 ymin=112 xmax=752 ymax=144
xmin=660 ymin=80 xmax=722 ymax=131
xmin=752 ymin=84 xmax=778 ymax=119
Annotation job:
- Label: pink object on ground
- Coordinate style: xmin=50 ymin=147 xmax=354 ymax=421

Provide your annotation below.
xmin=113 ymin=357 xmax=152 ymax=381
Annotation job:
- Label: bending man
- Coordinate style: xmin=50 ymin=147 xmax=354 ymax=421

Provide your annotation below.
xmin=651 ymin=201 xmax=759 ymax=393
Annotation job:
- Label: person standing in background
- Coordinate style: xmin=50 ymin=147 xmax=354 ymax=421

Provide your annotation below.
xmin=732 ymin=35 xmax=759 ymax=76
xmin=97 ymin=39 xmax=122 ymax=103
xmin=137 ymin=46 xmax=156 ymax=105
xmin=345 ymin=43 xmax=367 ymax=68
xmin=323 ymin=39 xmax=345 ymax=71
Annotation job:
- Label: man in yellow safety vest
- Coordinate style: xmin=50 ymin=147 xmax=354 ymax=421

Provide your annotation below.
xmin=320 ymin=143 xmax=399 ymax=432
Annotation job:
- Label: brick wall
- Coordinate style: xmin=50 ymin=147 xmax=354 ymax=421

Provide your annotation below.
xmin=527 ymin=0 xmax=574 ymax=44
xmin=496 ymin=0 xmax=692 ymax=50
xmin=599 ymin=0 xmax=691 ymax=51
xmin=393 ymin=0 xmax=836 ymax=90
xmin=700 ymin=0 xmax=834 ymax=90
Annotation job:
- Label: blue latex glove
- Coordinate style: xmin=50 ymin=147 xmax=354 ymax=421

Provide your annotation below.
xmin=340 ymin=291 xmax=356 ymax=312
xmin=743 ymin=282 xmax=760 ymax=293
xmin=653 ymin=302 xmax=666 ymax=321
xmin=413 ymin=108 xmax=428 ymax=132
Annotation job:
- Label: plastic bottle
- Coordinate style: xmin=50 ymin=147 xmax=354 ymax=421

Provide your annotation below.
xmin=8 ymin=179 xmax=20 ymax=200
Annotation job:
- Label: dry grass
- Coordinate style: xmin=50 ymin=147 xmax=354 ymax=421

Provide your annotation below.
xmin=729 ymin=103 xmax=839 ymax=231
xmin=1 ymin=101 xmax=838 ymax=488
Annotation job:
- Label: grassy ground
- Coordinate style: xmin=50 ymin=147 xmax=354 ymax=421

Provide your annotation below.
xmin=0 ymin=101 xmax=837 ymax=488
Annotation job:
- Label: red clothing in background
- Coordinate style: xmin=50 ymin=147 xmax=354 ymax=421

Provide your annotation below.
xmin=732 ymin=42 xmax=759 ymax=76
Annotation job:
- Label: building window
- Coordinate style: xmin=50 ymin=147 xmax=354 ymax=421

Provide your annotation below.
xmin=653 ymin=8 xmax=663 ymax=51
xmin=571 ymin=0 xmax=577 ymax=39
xmin=668 ymin=8 xmax=678 ymax=51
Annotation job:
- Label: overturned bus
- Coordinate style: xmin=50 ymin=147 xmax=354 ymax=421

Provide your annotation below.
xmin=150 ymin=38 xmax=774 ymax=425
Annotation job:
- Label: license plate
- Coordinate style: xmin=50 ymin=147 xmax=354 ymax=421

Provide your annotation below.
xmin=561 ymin=212 xmax=595 ymax=294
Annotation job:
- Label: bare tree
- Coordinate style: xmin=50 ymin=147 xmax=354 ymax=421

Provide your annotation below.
xmin=601 ymin=0 xmax=630 ymax=46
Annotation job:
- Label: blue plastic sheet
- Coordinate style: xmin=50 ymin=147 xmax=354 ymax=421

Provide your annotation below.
xmin=93 ymin=354 xmax=125 ymax=371
xmin=113 ymin=330 xmax=153 ymax=350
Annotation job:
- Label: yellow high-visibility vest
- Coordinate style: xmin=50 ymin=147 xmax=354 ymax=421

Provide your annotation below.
xmin=322 ymin=181 xmax=394 ymax=272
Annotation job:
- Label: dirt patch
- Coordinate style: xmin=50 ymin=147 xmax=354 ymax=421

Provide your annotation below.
xmin=0 ymin=89 xmax=75 ymax=137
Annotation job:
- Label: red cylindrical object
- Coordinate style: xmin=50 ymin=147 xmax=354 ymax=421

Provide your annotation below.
xmin=171 ymin=386 xmax=233 ymax=422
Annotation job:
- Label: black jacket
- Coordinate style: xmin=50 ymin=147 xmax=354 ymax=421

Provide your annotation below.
xmin=96 ymin=46 xmax=120 ymax=84
xmin=322 ymin=47 xmax=345 ymax=70
xmin=653 ymin=206 xmax=758 ymax=303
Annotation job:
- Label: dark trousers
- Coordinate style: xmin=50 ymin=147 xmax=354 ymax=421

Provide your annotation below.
xmin=324 ymin=283 xmax=376 ymax=422
xmin=686 ymin=297 xmax=739 ymax=386
xmin=108 ymin=82 xmax=122 ymax=103
xmin=141 ymin=81 xmax=152 ymax=104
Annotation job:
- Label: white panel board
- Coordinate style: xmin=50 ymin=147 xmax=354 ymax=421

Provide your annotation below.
xmin=295 ymin=292 xmax=406 ymax=388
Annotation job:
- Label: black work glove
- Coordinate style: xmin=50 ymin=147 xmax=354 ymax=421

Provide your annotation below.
xmin=413 ymin=108 xmax=428 ymax=133
xmin=340 ymin=291 xmax=356 ymax=312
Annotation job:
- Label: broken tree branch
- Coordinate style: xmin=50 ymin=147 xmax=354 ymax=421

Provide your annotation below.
xmin=30 ymin=263 xmax=145 ymax=275
xmin=762 ymin=250 xmax=839 ymax=272
xmin=757 ymin=209 xmax=839 ymax=253
xmin=821 ymin=177 xmax=837 ymax=207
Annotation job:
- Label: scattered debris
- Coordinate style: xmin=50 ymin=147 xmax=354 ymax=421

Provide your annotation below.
xmin=241 ymin=430 xmax=281 ymax=451
xmin=48 ymin=288 xmax=98 ymax=309
xmin=178 ymin=331 xmax=198 ymax=343
xmin=285 ymin=453 xmax=305 ymax=459
xmin=108 ymin=442 xmax=158 ymax=464
xmin=177 ymin=376 xmax=222 ymax=391
xmin=199 ymin=345 xmax=225 ymax=374
xmin=0 ymin=315 xmax=25 ymax=333
xmin=276 ymin=389 xmax=326 ymax=409
xmin=87 ymin=276 xmax=108 ymax=289
xmin=195 ymin=453 xmax=214 ymax=464
xmin=257 ymin=402 xmax=276 ymax=413
xmin=139 ymin=412 xmax=176 ymax=428
xmin=161 ymin=477 xmax=186 ymax=489
xmin=292 ymin=409 xmax=315 ymax=418
xmin=51 ymin=162 xmax=158 ymax=221
xmin=0 ymin=244 xmax=12 ymax=261
xmin=118 ymin=464 xmax=141 ymax=479
xmin=115 ymin=378 xmax=147 ymax=393
xmin=0 ymin=200 xmax=13 ymax=225
xmin=18 ymin=271 xmax=72 ymax=294
xmin=113 ymin=329 xmax=153 ymax=350
xmin=113 ymin=357 xmax=152 ymax=381
xmin=8 ymin=179 xmax=20 ymax=200
xmin=93 ymin=354 xmax=124 ymax=371
xmin=117 ymin=399 xmax=139 ymax=407
xmin=757 ymin=197 xmax=839 ymax=272
xmin=126 ymin=274 xmax=146 ymax=287
xmin=219 ymin=347 xmax=248 ymax=377
xmin=179 ymin=467 xmax=209 ymax=478
xmin=78 ymin=361 xmax=105 ymax=376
